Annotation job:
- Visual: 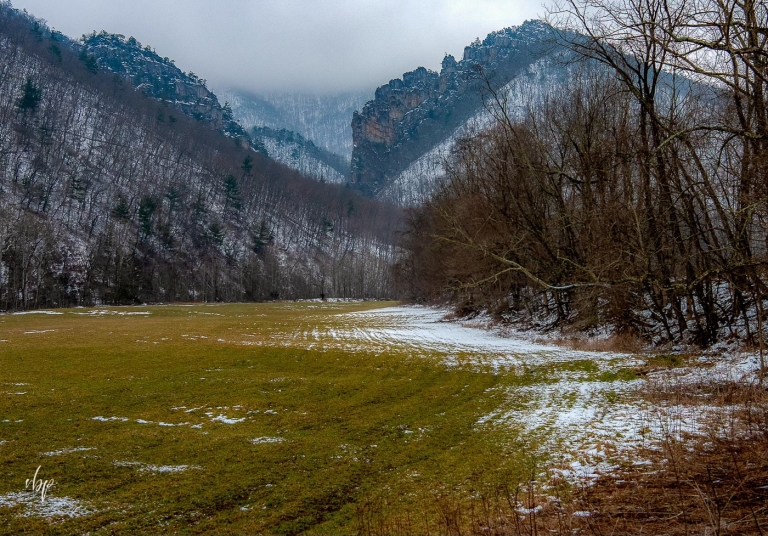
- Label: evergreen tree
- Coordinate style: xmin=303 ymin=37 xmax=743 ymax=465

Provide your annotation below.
xmin=251 ymin=220 xmax=274 ymax=254
xmin=78 ymin=49 xmax=98 ymax=74
xmin=111 ymin=197 xmax=131 ymax=221
xmin=138 ymin=197 xmax=156 ymax=236
xmin=16 ymin=77 xmax=42 ymax=113
xmin=241 ymin=155 xmax=253 ymax=176
xmin=223 ymin=175 xmax=242 ymax=212
xmin=222 ymin=102 xmax=234 ymax=122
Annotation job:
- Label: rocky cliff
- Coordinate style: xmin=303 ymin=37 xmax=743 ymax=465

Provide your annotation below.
xmin=351 ymin=20 xmax=556 ymax=195
xmin=79 ymin=31 xmax=250 ymax=142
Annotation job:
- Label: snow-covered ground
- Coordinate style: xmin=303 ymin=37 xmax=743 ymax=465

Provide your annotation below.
xmin=0 ymin=492 xmax=91 ymax=518
xmin=270 ymin=305 xmax=762 ymax=484
xmin=261 ymin=305 xmax=635 ymax=369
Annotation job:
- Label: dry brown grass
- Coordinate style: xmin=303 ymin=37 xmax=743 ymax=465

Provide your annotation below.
xmin=351 ymin=372 xmax=768 ymax=536
xmin=570 ymin=378 xmax=768 ymax=535
xmin=548 ymin=331 xmax=647 ymax=353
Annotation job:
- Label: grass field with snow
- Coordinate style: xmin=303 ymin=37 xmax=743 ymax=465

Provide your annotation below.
xmin=0 ymin=301 xmax=734 ymax=534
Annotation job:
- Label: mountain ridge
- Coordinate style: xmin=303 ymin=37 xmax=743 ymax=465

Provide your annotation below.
xmin=351 ymin=20 xmax=558 ymax=197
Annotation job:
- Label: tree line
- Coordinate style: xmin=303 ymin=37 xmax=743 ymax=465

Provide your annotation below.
xmin=398 ymin=0 xmax=768 ymax=346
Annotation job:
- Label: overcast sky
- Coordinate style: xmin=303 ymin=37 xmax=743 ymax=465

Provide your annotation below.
xmin=10 ymin=0 xmax=543 ymax=94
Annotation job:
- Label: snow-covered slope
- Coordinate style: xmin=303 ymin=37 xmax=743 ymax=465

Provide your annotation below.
xmin=217 ymin=89 xmax=373 ymax=161
xmin=351 ymin=20 xmax=560 ymax=197
xmin=254 ymin=128 xmax=347 ymax=183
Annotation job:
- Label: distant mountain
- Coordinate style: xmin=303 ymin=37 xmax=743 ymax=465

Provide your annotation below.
xmin=251 ymin=127 xmax=350 ymax=183
xmin=219 ymin=89 xmax=372 ymax=161
xmin=77 ymin=31 xmax=360 ymax=182
xmin=351 ymin=20 xmax=561 ymax=201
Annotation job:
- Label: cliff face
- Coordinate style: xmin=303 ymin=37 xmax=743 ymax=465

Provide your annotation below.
xmin=80 ymin=32 xmax=249 ymax=141
xmin=351 ymin=20 xmax=555 ymax=194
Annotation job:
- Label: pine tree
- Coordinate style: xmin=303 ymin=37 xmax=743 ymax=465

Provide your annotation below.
xmin=251 ymin=220 xmax=274 ymax=253
xmin=78 ymin=49 xmax=98 ymax=74
xmin=16 ymin=77 xmax=42 ymax=113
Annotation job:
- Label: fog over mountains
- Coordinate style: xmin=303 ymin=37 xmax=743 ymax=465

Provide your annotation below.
xmin=217 ymin=21 xmax=567 ymax=202
xmin=217 ymin=90 xmax=373 ymax=161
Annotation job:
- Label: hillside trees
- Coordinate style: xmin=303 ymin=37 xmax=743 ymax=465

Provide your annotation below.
xmin=0 ymin=4 xmax=401 ymax=310
xmin=400 ymin=0 xmax=768 ymax=345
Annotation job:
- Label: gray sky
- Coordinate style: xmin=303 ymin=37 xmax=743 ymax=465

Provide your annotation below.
xmin=10 ymin=0 xmax=543 ymax=94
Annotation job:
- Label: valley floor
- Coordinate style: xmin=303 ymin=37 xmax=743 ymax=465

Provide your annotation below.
xmin=0 ymin=303 xmax=765 ymax=534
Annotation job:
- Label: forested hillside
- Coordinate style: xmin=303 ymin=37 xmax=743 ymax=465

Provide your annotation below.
xmin=399 ymin=0 xmax=768 ymax=345
xmin=0 ymin=4 xmax=400 ymax=310
xmin=250 ymin=127 xmax=350 ymax=183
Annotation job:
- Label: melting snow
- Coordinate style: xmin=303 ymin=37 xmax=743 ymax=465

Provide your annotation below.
xmin=73 ymin=310 xmax=151 ymax=316
xmin=277 ymin=305 xmax=760 ymax=486
xmin=0 ymin=492 xmax=91 ymax=518
xmin=92 ymin=416 xmax=197 ymax=428
xmin=114 ymin=461 xmax=201 ymax=473
xmin=251 ymin=437 xmax=284 ymax=444
xmin=11 ymin=310 xmax=63 ymax=315
xmin=43 ymin=447 xmax=95 ymax=456
xmin=210 ymin=414 xmax=245 ymax=424
xmin=286 ymin=306 xmax=635 ymax=373
xmin=92 ymin=416 xmax=129 ymax=422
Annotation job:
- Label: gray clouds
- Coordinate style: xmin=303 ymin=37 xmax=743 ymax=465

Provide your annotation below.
xmin=10 ymin=0 xmax=543 ymax=93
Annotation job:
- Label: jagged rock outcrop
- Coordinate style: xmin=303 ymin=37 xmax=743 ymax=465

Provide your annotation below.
xmin=80 ymin=31 xmax=250 ymax=141
xmin=351 ymin=20 xmax=555 ymax=195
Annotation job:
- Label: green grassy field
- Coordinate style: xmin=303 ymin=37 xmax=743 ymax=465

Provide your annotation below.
xmin=0 ymin=302 xmax=566 ymax=535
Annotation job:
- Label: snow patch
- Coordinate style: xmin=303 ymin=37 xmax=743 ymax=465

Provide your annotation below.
xmin=210 ymin=414 xmax=245 ymax=424
xmin=250 ymin=437 xmax=284 ymax=444
xmin=114 ymin=461 xmax=201 ymax=473
xmin=11 ymin=310 xmax=63 ymax=315
xmin=43 ymin=447 xmax=95 ymax=456
xmin=0 ymin=492 xmax=91 ymax=518
xmin=92 ymin=416 xmax=129 ymax=422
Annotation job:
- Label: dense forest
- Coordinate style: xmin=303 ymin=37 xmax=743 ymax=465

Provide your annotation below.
xmin=0 ymin=3 xmax=401 ymax=310
xmin=399 ymin=0 xmax=768 ymax=345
